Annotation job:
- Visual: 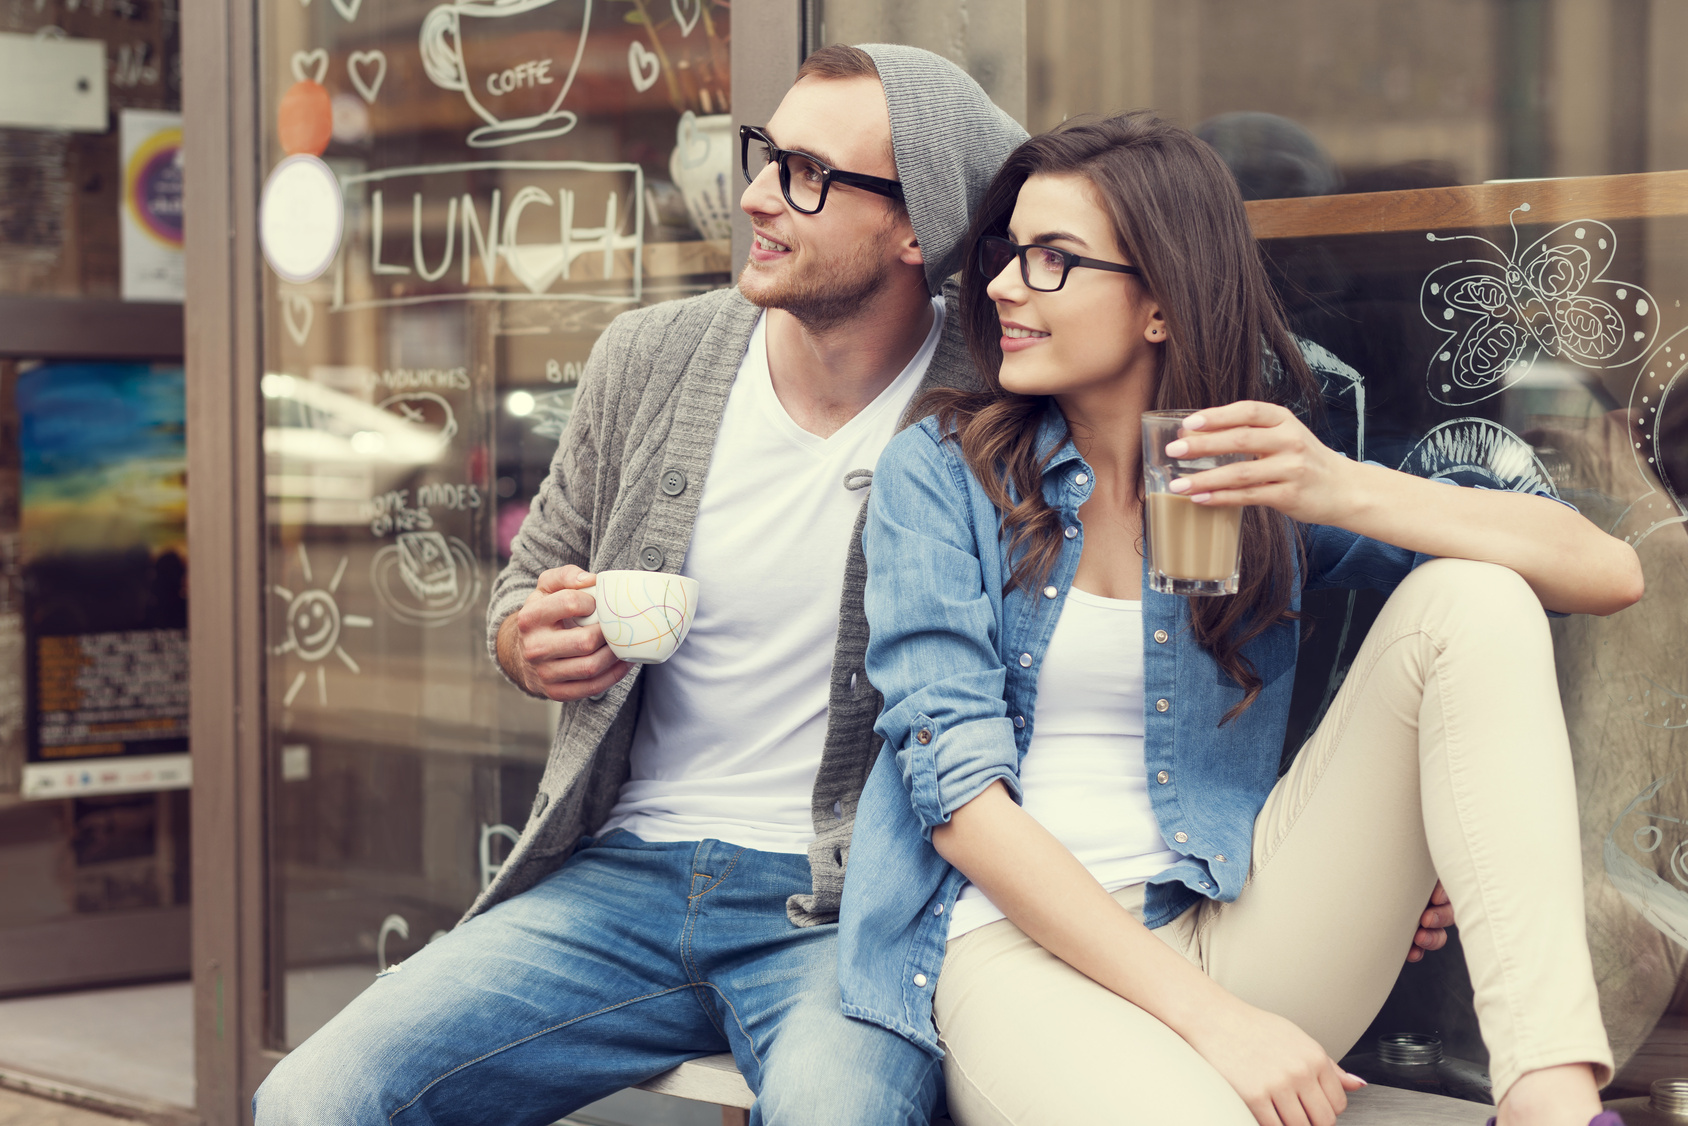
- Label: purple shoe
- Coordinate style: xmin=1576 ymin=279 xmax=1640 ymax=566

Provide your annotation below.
xmin=1484 ymin=1115 xmax=1626 ymax=1126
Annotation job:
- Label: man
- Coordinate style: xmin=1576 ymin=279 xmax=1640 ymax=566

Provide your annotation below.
xmin=255 ymin=44 xmax=1027 ymax=1125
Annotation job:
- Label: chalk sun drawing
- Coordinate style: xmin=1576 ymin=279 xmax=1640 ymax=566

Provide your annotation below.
xmin=1421 ymin=205 xmax=1658 ymax=405
xmin=272 ymin=543 xmax=373 ymax=707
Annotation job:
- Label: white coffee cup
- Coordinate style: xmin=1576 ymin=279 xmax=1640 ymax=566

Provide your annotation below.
xmin=577 ymin=570 xmax=700 ymax=665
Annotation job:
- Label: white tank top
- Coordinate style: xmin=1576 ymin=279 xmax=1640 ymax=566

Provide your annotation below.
xmin=946 ymin=587 xmax=1182 ymax=941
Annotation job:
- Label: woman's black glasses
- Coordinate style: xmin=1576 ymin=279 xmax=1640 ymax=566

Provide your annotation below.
xmin=977 ymin=235 xmax=1142 ymax=292
xmin=740 ymin=125 xmax=904 ymax=215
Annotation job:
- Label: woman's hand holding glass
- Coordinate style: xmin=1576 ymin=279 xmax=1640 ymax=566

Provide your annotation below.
xmin=1162 ymin=400 xmax=1358 ymax=528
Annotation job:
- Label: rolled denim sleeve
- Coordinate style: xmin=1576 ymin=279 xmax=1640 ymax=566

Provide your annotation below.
xmin=863 ymin=426 xmax=1020 ymax=836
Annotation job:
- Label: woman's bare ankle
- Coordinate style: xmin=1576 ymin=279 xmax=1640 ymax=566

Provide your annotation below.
xmin=1497 ymin=1063 xmax=1604 ymax=1126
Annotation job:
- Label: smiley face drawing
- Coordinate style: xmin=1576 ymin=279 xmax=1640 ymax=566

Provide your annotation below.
xmin=272 ymin=544 xmax=373 ymax=707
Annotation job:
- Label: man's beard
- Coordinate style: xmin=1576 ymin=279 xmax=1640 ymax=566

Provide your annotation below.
xmin=739 ymin=223 xmax=898 ymax=334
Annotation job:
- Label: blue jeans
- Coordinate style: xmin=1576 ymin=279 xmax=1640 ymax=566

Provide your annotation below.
xmin=254 ymin=831 xmax=942 ymax=1126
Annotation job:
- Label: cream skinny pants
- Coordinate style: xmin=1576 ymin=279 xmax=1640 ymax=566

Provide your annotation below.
xmin=934 ymin=559 xmax=1613 ymax=1126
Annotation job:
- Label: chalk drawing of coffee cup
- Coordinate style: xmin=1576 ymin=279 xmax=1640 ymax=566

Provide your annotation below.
xmin=419 ymin=0 xmax=592 ymax=148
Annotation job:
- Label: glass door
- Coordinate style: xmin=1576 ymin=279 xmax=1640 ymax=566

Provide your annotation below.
xmin=251 ymin=0 xmax=732 ymax=1067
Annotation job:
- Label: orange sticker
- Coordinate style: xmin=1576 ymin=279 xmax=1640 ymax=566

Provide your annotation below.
xmin=278 ymin=80 xmax=333 ymax=157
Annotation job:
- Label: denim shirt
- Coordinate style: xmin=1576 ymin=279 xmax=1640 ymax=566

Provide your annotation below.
xmin=838 ymin=406 xmax=1479 ymax=1056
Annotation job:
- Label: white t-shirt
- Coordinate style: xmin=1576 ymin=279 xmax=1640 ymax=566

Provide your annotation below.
xmin=947 ymin=587 xmax=1182 ymax=941
xmin=598 ymin=299 xmax=944 ymax=853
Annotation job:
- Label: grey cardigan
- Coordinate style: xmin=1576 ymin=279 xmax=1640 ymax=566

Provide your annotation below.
xmin=473 ymin=283 xmax=980 ymax=926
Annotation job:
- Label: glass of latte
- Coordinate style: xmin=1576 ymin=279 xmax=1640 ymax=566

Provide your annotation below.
xmin=1141 ymin=409 xmax=1248 ymax=596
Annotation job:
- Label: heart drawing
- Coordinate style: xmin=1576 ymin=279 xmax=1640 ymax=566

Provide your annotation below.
xmin=291 ymin=49 xmax=329 ymax=84
xmin=282 ymin=291 xmax=313 ymax=346
xmin=628 ymin=41 xmax=659 ymax=92
xmin=671 ymin=0 xmax=699 ymax=37
xmin=330 ymin=0 xmax=362 ymax=21
xmin=348 ymin=49 xmax=387 ymax=102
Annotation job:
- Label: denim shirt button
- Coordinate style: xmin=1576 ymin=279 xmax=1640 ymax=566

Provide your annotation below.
xmin=1019 ymin=653 xmax=1033 ymax=668
xmin=1074 ymin=473 xmax=1088 ymax=486
xmin=1215 ymin=854 xmax=1226 ymax=862
xmin=1155 ymin=698 xmax=1170 ymax=712
xmin=1064 ymin=526 xmax=1078 ymax=539
xmin=1156 ymin=770 xmax=1169 ymax=784
xmin=934 ymin=903 xmax=944 ymax=916
xmin=1042 ymin=585 xmax=1058 ymax=599
xmin=1154 ymin=629 xmax=1169 ymax=644
xmin=1014 ymin=715 xmax=1026 ymax=729
xmin=915 ymin=728 xmax=932 ymax=745
xmin=913 ymin=973 xmax=928 ymax=988
xmin=1199 ymin=881 xmax=1211 ymax=889
xmin=1174 ymin=832 xmax=1188 ymax=844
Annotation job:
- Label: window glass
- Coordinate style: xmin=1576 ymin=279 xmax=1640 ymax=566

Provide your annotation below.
xmin=255 ymin=0 xmax=732 ymax=1057
xmin=1014 ymin=0 xmax=1688 ymax=1100
xmin=0 ymin=0 xmax=182 ymax=297
xmin=0 ymin=359 xmax=192 ymax=997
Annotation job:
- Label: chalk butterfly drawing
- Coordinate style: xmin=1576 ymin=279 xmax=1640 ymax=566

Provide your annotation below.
xmin=1421 ymin=205 xmax=1659 ymax=405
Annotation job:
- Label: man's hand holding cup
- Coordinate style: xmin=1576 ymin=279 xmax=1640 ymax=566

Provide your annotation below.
xmin=506 ymin=565 xmax=630 ymax=701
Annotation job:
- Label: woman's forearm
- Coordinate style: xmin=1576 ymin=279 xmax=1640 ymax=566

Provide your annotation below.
xmin=1332 ymin=460 xmax=1643 ymax=616
xmin=932 ymin=781 xmax=1236 ymax=1037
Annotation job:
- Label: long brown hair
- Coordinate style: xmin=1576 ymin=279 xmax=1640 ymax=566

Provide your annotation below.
xmin=924 ymin=112 xmax=1320 ymax=721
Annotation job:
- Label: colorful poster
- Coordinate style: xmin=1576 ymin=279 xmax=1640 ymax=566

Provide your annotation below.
xmin=120 ymin=109 xmax=184 ymax=302
xmin=17 ymin=363 xmax=190 ymax=799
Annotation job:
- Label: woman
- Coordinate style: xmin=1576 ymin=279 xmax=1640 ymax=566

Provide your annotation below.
xmin=837 ymin=113 xmax=1643 ymax=1126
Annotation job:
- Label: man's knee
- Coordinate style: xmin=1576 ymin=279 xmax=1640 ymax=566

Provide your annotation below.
xmin=755 ymin=1016 xmax=941 ymax=1126
xmin=252 ymin=1021 xmax=395 ymax=1125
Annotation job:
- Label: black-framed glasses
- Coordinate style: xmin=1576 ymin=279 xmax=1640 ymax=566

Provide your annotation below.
xmin=739 ymin=125 xmax=904 ymax=215
xmin=977 ymin=235 xmax=1143 ymax=292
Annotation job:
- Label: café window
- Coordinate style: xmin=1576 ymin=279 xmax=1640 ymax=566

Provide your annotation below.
xmin=253 ymin=0 xmax=735 ymax=1116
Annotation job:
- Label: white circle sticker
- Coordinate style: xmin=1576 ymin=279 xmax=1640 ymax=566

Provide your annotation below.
xmin=259 ymin=154 xmax=344 ymax=283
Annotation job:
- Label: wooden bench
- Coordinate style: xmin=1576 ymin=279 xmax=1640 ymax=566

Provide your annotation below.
xmin=634 ymin=1052 xmax=1494 ymax=1125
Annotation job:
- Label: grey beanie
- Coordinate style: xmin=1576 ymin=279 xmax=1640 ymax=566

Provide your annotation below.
xmin=858 ymin=44 xmax=1029 ymax=295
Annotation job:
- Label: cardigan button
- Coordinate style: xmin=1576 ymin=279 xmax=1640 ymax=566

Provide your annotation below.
xmin=1155 ymin=698 xmax=1170 ymax=713
xmin=659 ymin=468 xmax=687 ymax=496
xmin=1154 ymin=629 xmax=1169 ymax=644
xmin=640 ymin=545 xmax=665 ymax=570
